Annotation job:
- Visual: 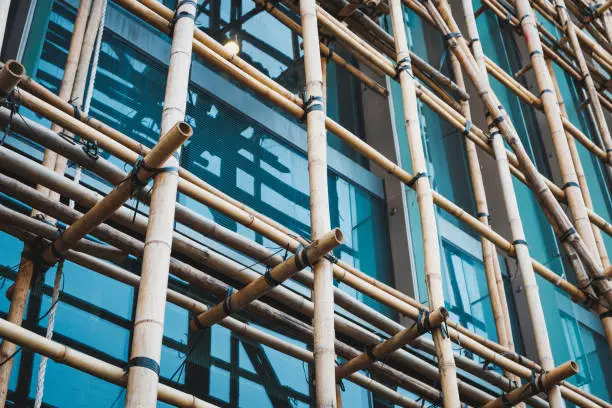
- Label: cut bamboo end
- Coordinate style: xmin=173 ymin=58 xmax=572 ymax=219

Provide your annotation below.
xmin=138 ymin=121 xmax=192 ymax=172
xmin=0 ymin=60 xmax=26 ymax=98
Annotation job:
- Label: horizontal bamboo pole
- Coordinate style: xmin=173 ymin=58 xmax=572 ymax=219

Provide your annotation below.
xmin=0 ymin=211 xmax=425 ymax=408
xmin=0 ymin=60 xmax=25 ymax=98
xmin=482 ymin=361 xmax=579 ymax=408
xmin=335 ymin=306 xmax=447 ymax=379
xmin=38 ymin=121 xmax=191 ymax=267
xmin=190 ymin=228 xmax=344 ymax=330
xmin=0 ymin=316 xmax=218 ymax=407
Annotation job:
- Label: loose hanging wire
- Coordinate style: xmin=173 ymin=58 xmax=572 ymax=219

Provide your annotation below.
xmin=33 ymin=4 xmax=107 ymax=406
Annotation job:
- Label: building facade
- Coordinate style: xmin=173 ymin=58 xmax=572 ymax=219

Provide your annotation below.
xmin=0 ymin=0 xmax=611 ymax=406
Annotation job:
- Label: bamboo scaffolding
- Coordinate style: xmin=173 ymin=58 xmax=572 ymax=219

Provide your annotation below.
xmin=123 ymin=1 xmax=196 ymax=406
xmin=335 ymin=307 xmax=447 ymax=379
xmin=9 ymin=74 xmax=605 ymax=377
xmin=483 ymin=361 xmax=579 ymax=408
xmin=0 ymin=151 xmax=594 ymax=406
xmin=36 ymin=122 xmax=190 ymax=268
xmin=0 ymin=60 xmax=25 ymax=98
xmin=190 ymin=229 xmax=343 ymax=329
xmin=388 ymin=0 xmax=460 ymax=405
xmin=0 ymin=209 xmax=425 ymax=408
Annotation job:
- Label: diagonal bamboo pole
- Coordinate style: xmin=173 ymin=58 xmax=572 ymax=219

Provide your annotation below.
xmin=335 ymin=307 xmax=448 ymax=379
xmin=420 ymin=1 xmax=565 ymax=406
xmin=190 ymin=229 xmax=343 ymax=329
xmin=388 ymin=0 xmax=460 ymax=405
xmin=37 ymin=122 xmax=190 ymax=268
xmin=123 ymin=1 xmax=196 ymax=406
xmin=482 ymin=361 xmax=579 ymax=408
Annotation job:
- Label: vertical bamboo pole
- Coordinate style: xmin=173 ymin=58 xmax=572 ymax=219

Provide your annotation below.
xmin=0 ymin=0 xmax=92 ymax=400
xmin=449 ymin=46 xmax=523 ymax=396
xmin=123 ymin=1 xmax=196 ymax=406
xmin=388 ymin=0 xmax=460 ymax=405
xmin=299 ymin=0 xmax=337 ymax=405
xmin=513 ymin=0 xmax=602 ymax=295
xmin=0 ymin=0 xmax=10 ymax=53
xmin=424 ymin=1 xmax=563 ymax=406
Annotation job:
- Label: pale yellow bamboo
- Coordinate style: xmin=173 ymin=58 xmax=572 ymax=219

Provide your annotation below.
xmin=190 ymin=229 xmax=343 ymax=329
xmin=482 ymin=361 xmax=579 ymax=408
xmin=389 ymin=0 xmax=460 ymax=405
xmin=123 ymin=1 xmax=196 ymax=406
xmin=0 ymin=60 xmax=25 ymax=98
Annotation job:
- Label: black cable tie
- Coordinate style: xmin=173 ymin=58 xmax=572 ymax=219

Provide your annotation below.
xmin=559 ymin=227 xmax=576 ymax=243
xmin=294 ymin=245 xmax=311 ymax=270
xmin=501 ymin=13 xmax=512 ymax=25
xmin=82 ymin=139 xmax=99 ymax=160
xmin=300 ymin=95 xmax=324 ymax=122
xmin=365 ymin=344 xmax=379 ymax=361
xmin=476 ymin=212 xmax=489 ymax=219
xmin=519 ymin=13 xmax=531 ymax=23
xmin=407 ymin=172 xmax=428 ymax=187
xmin=127 ymin=356 xmax=160 ymax=376
xmin=562 ymin=181 xmax=579 ymax=189
xmin=592 ymin=275 xmax=609 ymax=281
xmin=606 ymin=148 xmax=612 ymax=153
xmin=600 ymin=309 xmax=612 ymax=319
xmin=488 ymin=130 xmax=502 ymax=144
xmin=415 ymin=308 xmax=432 ymax=334
xmin=529 ymin=49 xmax=543 ymax=58
xmin=324 ymin=253 xmax=338 ymax=264
xmin=540 ymin=88 xmax=554 ymax=97
xmin=170 ymin=0 xmax=197 ymax=34
xmin=443 ymin=32 xmax=462 ymax=42
xmin=395 ymin=57 xmax=413 ymax=78
xmin=263 ymin=269 xmax=282 ymax=287
xmin=462 ymin=120 xmax=472 ymax=136
xmin=468 ymin=38 xmax=480 ymax=48
xmin=71 ymin=103 xmax=81 ymax=121
xmin=512 ymin=239 xmax=528 ymax=246
xmin=491 ymin=115 xmax=505 ymax=126
xmin=222 ymin=287 xmax=234 ymax=316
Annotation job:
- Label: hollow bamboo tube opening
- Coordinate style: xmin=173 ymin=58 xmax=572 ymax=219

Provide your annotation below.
xmin=335 ymin=307 xmax=448 ymax=380
xmin=0 ymin=60 xmax=25 ymax=98
xmin=190 ymin=228 xmax=343 ymax=330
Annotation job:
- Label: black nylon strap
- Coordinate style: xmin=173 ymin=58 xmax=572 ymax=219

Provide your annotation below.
xmin=300 ymin=95 xmax=324 ymax=122
xmin=529 ymin=49 xmax=543 ymax=57
xmin=540 ymin=88 xmax=554 ymax=96
xmin=488 ymin=130 xmax=502 ymax=144
xmin=71 ymin=103 xmax=81 ymax=121
xmin=462 ymin=120 xmax=472 ymax=135
xmin=294 ymin=246 xmax=311 ymax=270
xmin=512 ymin=239 xmax=528 ymax=246
xmin=491 ymin=115 xmax=504 ymax=126
xmin=600 ymin=309 xmax=612 ymax=319
xmin=408 ymin=172 xmax=428 ymax=187
xmin=562 ymin=181 xmax=579 ymax=189
xmin=559 ymin=227 xmax=576 ymax=242
xmin=365 ymin=345 xmax=378 ymax=361
xmin=222 ymin=287 xmax=234 ymax=316
xmin=395 ymin=57 xmax=412 ymax=77
xmin=263 ymin=269 xmax=282 ymax=287
xmin=477 ymin=212 xmax=489 ymax=219
xmin=415 ymin=309 xmax=432 ymax=335
xmin=443 ymin=32 xmax=462 ymax=42
xmin=519 ymin=13 xmax=531 ymax=23
xmin=127 ymin=357 xmax=160 ymax=375
xmin=468 ymin=38 xmax=480 ymax=48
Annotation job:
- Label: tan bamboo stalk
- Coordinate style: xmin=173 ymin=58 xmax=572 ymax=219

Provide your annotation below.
xmin=389 ymin=0 xmax=460 ymax=405
xmin=123 ymin=1 xmax=196 ymax=406
xmin=512 ymin=0 xmax=603 ymax=295
xmin=449 ymin=10 xmax=521 ymax=390
xmin=38 ymin=122 xmax=190 ymax=268
xmin=0 ymin=1 xmax=10 ymax=53
xmin=335 ymin=307 xmax=448 ymax=379
xmin=546 ymin=59 xmax=610 ymax=270
xmin=0 ymin=167 xmax=592 ymax=407
xmin=299 ymin=0 xmax=339 ymax=403
xmin=190 ymin=229 xmax=343 ymax=329
xmin=0 ymin=317 xmax=219 ymax=407
xmin=483 ymin=361 xmax=579 ymax=408
xmin=422 ymin=1 xmax=565 ymax=406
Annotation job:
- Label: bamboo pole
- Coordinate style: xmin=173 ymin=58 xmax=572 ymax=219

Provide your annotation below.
xmin=0 ymin=0 xmax=9 ymax=54
xmin=123 ymin=1 xmax=196 ymax=406
xmin=37 ymin=122 xmax=190 ymax=268
xmin=335 ymin=307 xmax=447 ymax=379
xmin=482 ymin=361 xmax=579 ymax=408
xmin=190 ymin=229 xmax=343 ymax=329
xmin=388 ymin=0 xmax=460 ymax=405
xmin=299 ymin=0 xmax=339 ymax=403
xmin=0 ymin=60 xmax=25 ymax=98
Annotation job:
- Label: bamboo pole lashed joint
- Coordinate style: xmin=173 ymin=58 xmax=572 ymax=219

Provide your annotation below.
xmin=189 ymin=228 xmax=344 ymax=330
xmin=335 ymin=307 xmax=448 ymax=380
xmin=37 ymin=121 xmax=191 ymax=268
xmin=482 ymin=361 xmax=579 ymax=408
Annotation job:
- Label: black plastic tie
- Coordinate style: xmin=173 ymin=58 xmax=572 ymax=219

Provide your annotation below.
xmin=519 ymin=13 xmax=531 ymax=24
xmin=512 ymin=239 xmax=528 ymax=246
xmin=263 ymin=269 xmax=282 ymax=287
xmin=294 ymin=245 xmax=311 ymax=270
xmin=365 ymin=344 xmax=378 ymax=361
xmin=222 ymin=287 xmax=234 ymax=316
xmin=300 ymin=95 xmax=324 ymax=122
xmin=529 ymin=49 xmax=543 ymax=58
xmin=462 ymin=120 xmax=472 ymax=136
xmin=468 ymin=38 xmax=480 ymax=48
xmin=408 ymin=172 xmax=428 ymax=187
xmin=443 ymin=32 xmax=462 ymax=42
xmin=127 ymin=356 xmax=160 ymax=376
xmin=562 ymin=181 xmax=579 ymax=189
xmin=600 ymin=309 xmax=612 ymax=319
xmin=415 ymin=308 xmax=432 ymax=335
xmin=559 ymin=227 xmax=576 ymax=243
xmin=540 ymin=88 xmax=554 ymax=97
xmin=395 ymin=57 xmax=413 ymax=77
